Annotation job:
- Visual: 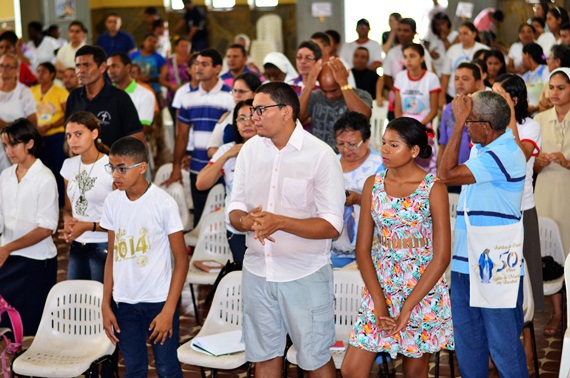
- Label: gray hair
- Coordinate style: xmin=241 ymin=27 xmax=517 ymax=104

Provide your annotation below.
xmin=472 ymin=91 xmax=511 ymax=131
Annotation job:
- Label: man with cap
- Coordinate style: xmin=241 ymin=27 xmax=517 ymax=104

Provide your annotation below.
xmin=340 ymin=19 xmax=383 ymax=71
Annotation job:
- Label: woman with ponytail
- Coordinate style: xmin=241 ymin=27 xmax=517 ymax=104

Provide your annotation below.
xmin=59 ymin=111 xmax=113 ymax=282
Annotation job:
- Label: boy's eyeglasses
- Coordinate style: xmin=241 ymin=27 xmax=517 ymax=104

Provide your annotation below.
xmin=105 ymin=162 xmax=143 ymax=174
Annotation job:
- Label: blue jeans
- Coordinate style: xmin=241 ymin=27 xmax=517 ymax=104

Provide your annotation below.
xmin=450 ymin=272 xmax=527 ymax=378
xmin=67 ymin=242 xmax=107 ymax=283
xmin=113 ymin=301 xmax=182 ymax=378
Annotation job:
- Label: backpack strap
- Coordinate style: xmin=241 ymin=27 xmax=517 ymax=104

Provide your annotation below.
xmin=0 ymin=296 xmax=23 ymax=350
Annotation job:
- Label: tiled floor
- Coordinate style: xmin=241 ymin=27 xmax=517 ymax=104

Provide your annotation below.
xmin=7 ymin=234 xmax=566 ymax=377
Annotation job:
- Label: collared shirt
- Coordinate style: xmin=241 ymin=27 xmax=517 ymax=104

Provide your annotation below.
xmin=452 ymin=129 xmax=526 ymax=273
xmin=0 ymin=159 xmax=58 ymax=260
xmin=65 ymin=81 xmax=142 ymax=147
xmin=228 ymin=123 xmax=345 ymax=282
xmin=123 ymin=79 xmax=156 ymax=126
xmin=220 ymin=65 xmax=263 ymax=87
xmin=96 ymin=30 xmax=136 ymax=56
xmin=177 ymin=79 xmax=234 ymax=174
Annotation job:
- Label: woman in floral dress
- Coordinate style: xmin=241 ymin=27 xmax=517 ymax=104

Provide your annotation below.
xmin=341 ymin=117 xmax=454 ymax=377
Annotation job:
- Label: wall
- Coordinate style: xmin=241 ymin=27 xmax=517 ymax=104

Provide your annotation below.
xmin=296 ymin=0 xmax=344 ymax=45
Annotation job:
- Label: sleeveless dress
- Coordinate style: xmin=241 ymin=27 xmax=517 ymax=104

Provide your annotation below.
xmin=348 ymin=170 xmax=454 ymax=358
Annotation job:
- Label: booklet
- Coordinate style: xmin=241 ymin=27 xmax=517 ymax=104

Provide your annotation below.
xmin=191 ymin=330 xmax=245 ymax=357
xmin=192 ymin=260 xmax=224 ymax=273
xmin=330 ymin=340 xmax=346 ymax=351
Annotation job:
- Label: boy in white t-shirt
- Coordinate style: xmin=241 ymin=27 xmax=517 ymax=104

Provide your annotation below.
xmin=100 ymin=137 xmax=188 ymax=378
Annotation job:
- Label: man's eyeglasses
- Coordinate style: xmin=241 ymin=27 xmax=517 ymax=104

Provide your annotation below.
xmin=0 ymin=64 xmax=17 ymax=70
xmin=337 ymin=140 xmax=364 ymax=150
xmin=105 ymin=162 xmax=143 ymax=174
xmin=250 ymin=104 xmax=285 ymax=117
xmin=465 ymin=120 xmax=493 ymax=129
xmin=295 ymin=55 xmax=317 ymax=62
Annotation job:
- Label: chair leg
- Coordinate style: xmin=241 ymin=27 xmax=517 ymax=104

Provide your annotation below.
xmin=296 ymin=365 xmax=304 ymax=378
xmin=246 ymin=362 xmax=252 ymax=378
xmin=529 ymin=322 xmax=540 ymax=378
xmin=189 ymin=283 xmax=200 ymax=324
xmin=211 ymin=368 xmax=218 ymax=377
xmin=449 ymin=350 xmax=455 ymax=378
xmin=435 ymin=351 xmax=440 ymax=378
xmin=199 ymin=366 xmax=207 ymax=378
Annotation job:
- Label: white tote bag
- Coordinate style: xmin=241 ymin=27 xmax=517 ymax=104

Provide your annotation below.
xmin=464 ymin=204 xmax=524 ymax=309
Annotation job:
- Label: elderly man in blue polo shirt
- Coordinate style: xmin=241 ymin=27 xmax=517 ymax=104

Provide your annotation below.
xmin=439 ymin=91 xmax=527 ymax=377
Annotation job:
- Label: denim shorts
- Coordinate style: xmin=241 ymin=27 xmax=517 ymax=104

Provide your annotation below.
xmin=242 ymin=264 xmax=335 ymax=371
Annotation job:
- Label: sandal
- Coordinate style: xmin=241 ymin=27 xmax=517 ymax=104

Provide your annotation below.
xmin=543 ymin=315 xmax=562 ymax=336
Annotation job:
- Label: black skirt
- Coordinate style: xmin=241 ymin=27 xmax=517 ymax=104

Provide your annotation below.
xmin=0 ymin=255 xmax=57 ymax=336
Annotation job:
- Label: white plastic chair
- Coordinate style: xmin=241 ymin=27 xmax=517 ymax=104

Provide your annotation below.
xmin=370 ymin=104 xmax=387 ymax=149
xmin=256 ymin=14 xmax=283 ymax=52
xmin=538 ymin=217 xmax=566 ymax=296
xmin=178 ymin=271 xmax=250 ymax=376
xmin=184 ymin=183 xmax=225 ymax=247
xmin=285 ymin=270 xmax=365 ymax=369
xmin=154 ymin=163 xmax=193 ymax=211
xmin=186 ymin=210 xmax=233 ymax=323
xmin=12 ymin=280 xmax=116 ymax=378
xmin=162 ymin=182 xmax=192 ymax=232
xmin=559 ymin=253 xmax=570 ymax=378
xmin=249 ymin=40 xmax=277 ymax=69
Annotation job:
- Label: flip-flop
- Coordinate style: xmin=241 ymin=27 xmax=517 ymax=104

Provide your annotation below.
xmin=543 ymin=317 xmax=562 ymax=336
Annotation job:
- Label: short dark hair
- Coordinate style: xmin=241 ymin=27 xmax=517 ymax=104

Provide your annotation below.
xmin=495 ymin=74 xmax=528 ymax=123
xmin=27 ymin=21 xmax=43 ymax=34
xmin=76 ymin=45 xmax=107 ymax=66
xmin=333 ymin=111 xmax=371 ymax=141
xmin=311 ymin=32 xmax=331 ymax=47
xmin=2 ymin=118 xmax=43 ymax=157
xmin=0 ymin=31 xmax=18 ymax=46
xmin=297 ymin=40 xmax=322 ymax=61
xmin=325 ymin=30 xmax=341 ymax=45
xmin=561 ymin=21 xmax=570 ymax=32
xmin=109 ymin=52 xmax=132 ymax=67
xmin=198 ymin=48 xmax=223 ymax=67
xmin=491 ymin=10 xmax=504 ymax=22
xmin=47 ymin=24 xmax=60 ymax=34
xmin=227 ymin=44 xmax=247 ymax=57
xmin=256 ymin=82 xmax=300 ymax=120
xmin=144 ymin=7 xmax=159 ymax=15
xmin=173 ymin=36 xmax=190 ymax=47
xmin=460 ymin=21 xmax=478 ymax=34
xmin=232 ymin=99 xmax=254 ymax=144
xmin=523 ymin=42 xmax=546 ymax=64
xmin=152 ymin=19 xmax=165 ymax=31
xmin=105 ymin=13 xmax=120 ymax=21
xmin=109 ymin=136 xmax=148 ymax=163
xmin=518 ymin=22 xmax=535 ymax=35
xmin=386 ymin=117 xmax=431 ymax=159
xmin=235 ymin=72 xmax=262 ymax=92
xmin=355 ymin=46 xmax=370 ymax=56
xmin=457 ymin=62 xmax=482 ymax=81
xmin=69 ymin=20 xmax=88 ymax=33
xmin=399 ymin=18 xmax=417 ymax=33
xmin=551 ymin=44 xmax=570 ymax=67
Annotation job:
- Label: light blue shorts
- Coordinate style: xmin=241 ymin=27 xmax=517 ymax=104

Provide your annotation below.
xmin=242 ymin=264 xmax=335 ymax=371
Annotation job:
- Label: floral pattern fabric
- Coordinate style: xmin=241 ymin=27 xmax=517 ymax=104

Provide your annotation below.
xmin=348 ymin=170 xmax=454 ymax=358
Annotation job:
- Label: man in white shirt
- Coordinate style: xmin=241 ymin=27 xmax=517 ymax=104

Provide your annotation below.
xmin=228 ymin=82 xmax=345 ymax=377
xmin=340 ymin=19 xmax=383 ymax=71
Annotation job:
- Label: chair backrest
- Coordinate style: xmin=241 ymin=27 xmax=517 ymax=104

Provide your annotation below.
xmin=256 ymin=14 xmax=283 ymax=52
xmin=370 ymin=104 xmax=387 ymax=147
xmin=448 ymin=193 xmax=460 ymax=222
xmin=250 ymin=40 xmax=277 ymax=68
xmin=162 ymin=182 xmax=192 ymax=232
xmin=538 ymin=216 xmax=566 ymax=264
xmin=203 ymin=183 xmax=226 ymax=219
xmin=332 ymin=270 xmax=365 ymax=339
xmin=153 ymin=163 xmax=173 ymax=186
xmin=33 ymin=281 xmax=111 ymax=348
xmin=200 ymin=271 xmax=242 ymax=336
xmin=191 ymin=210 xmax=232 ymax=263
